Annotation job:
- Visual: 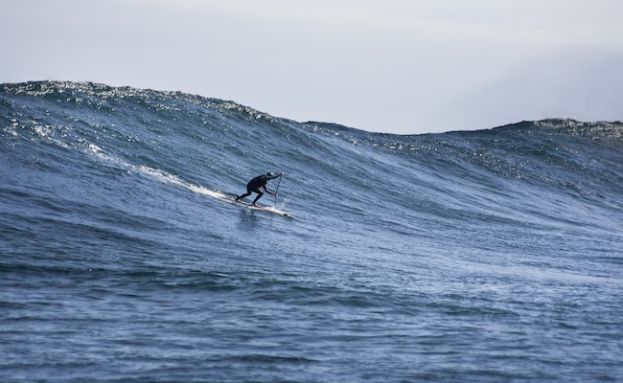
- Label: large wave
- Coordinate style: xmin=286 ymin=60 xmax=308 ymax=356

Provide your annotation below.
xmin=1 ymin=81 xmax=622 ymax=382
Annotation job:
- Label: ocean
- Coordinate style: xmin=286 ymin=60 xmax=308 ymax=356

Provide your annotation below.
xmin=1 ymin=81 xmax=622 ymax=382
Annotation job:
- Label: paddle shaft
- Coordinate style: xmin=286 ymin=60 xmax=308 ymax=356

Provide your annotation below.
xmin=273 ymin=174 xmax=283 ymax=206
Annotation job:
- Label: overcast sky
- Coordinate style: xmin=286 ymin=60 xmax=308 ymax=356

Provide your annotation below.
xmin=2 ymin=0 xmax=622 ymax=133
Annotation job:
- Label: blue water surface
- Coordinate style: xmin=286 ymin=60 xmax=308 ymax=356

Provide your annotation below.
xmin=1 ymin=81 xmax=622 ymax=382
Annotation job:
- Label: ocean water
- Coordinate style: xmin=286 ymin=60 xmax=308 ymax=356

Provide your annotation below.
xmin=1 ymin=81 xmax=622 ymax=382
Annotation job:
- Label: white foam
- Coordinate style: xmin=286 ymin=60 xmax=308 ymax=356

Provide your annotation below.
xmin=34 ymin=125 xmax=51 ymax=138
xmin=83 ymin=141 xmax=233 ymax=204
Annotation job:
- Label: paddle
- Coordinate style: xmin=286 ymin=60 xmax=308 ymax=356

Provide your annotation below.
xmin=273 ymin=172 xmax=283 ymax=206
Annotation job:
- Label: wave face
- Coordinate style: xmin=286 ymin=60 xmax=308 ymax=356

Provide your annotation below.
xmin=1 ymin=81 xmax=622 ymax=382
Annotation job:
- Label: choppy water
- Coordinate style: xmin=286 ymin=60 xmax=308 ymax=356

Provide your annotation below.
xmin=1 ymin=81 xmax=622 ymax=382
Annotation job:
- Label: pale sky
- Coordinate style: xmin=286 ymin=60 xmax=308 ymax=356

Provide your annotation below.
xmin=2 ymin=0 xmax=622 ymax=133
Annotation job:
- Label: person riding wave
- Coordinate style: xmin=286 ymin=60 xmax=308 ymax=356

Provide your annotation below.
xmin=235 ymin=172 xmax=283 ymax=206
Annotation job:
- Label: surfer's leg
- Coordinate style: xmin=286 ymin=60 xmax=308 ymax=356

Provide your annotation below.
xmin=236 ymin=187 xmax=253 ymax=201
xmin=235 ymin=192 xmax=250 ymax=201
xmin=252 ymin=190 xmax=263 ymax=206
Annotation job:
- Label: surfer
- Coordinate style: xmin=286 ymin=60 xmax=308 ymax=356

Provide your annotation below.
xmin=235 ymin=172 xmax=283 ymax=206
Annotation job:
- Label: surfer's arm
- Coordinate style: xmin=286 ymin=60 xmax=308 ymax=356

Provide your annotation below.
xmin=269 ymin=173 xmax=282 ymax=180
xmin=262 ymin=185 xmax=275 ymax=195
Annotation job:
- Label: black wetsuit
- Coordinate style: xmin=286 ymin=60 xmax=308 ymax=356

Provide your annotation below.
xmin=235 ymin=173 xmax=281 ymax=205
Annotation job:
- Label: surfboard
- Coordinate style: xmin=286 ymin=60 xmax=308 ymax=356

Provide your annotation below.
xmin=243 ymin=203 xmax=291 ymax=217
xmin=231 ymin=199 xmax=292 ymax=217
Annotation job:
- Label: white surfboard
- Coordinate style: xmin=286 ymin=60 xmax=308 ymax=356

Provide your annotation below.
xmin=231 ymin=199 xmax=292 ymax=217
